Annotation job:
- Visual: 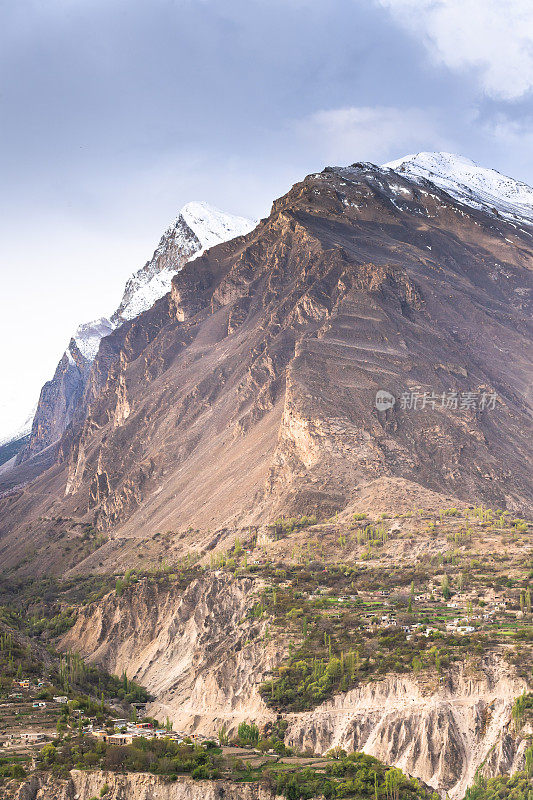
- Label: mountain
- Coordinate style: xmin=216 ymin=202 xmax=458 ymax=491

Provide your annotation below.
xmin=383 ymin=152 xmax=533 ymax=224
xmin=11 ymin=202 xmax=255 ymax=468
xmin=16 ymin=318 xmax=114 ymax=466
xmin=1 ymin=154 xmax=531 ymax=574
xmin=112 ymin=201 xmax=255 ymax=324
xmin=1 ymin=155 xmax=531 ymax=800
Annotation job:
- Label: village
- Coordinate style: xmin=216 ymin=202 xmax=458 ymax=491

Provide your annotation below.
xmin=0 ymin=678 xmax=216 ymax=754
xmin=281 ymin=580 xmax=526 ymax=640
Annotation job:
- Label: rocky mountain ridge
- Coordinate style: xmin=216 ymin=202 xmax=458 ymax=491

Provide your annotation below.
xmin=112 ymin=201 xmax=256 ymax=324
xmin=9 ymin=203 xmax=254 ymax=468
xmin=0 ymin=156 xmax=531 ymax=572
xmin=383 ymin=152 xmax=533 ymax=225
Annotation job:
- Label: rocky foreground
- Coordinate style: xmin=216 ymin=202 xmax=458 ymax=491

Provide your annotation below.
xmin=6 ymin=772 xmax=273 ymax=800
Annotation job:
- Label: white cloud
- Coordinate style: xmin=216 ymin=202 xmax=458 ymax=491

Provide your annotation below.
xmin=296 ymin=106 xmax=450 ymax=165
xmin=378 ymin=0 xmax=533 ymax=100
xmin=486 ymin=114 xmax=533 ymax=147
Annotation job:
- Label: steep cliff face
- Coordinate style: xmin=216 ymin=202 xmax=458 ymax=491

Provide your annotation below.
xmin=8 ymin=772 xmax=276 ymax=800
xmin=285 ymin=658 xmax=529 ymax=799
xmin=16 ymin=319 xmax=112 ymax=463
xmin=61 ymin=574 xmax=281 ymax=734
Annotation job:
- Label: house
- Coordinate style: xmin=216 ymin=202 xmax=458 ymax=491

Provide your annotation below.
xmin=32 ymin=702 xmax=46 ymax=708
xmin=109 ymin=733 xmax=134 ymax=745
xmin=17 ymin=680 xmax=30 ymax=689
xmin=20 ymin=732 xmax=47 ymax=743
xmin=53 ymin=696 xmax=68 ymax=704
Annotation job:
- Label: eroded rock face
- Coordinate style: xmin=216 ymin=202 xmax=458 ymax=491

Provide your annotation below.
xmin=8 ymin=772 xmax=276 ymax=800
xmin=286 ymin=658 xmax=529 ymax=798
xmin=61 ymin=573 xmax=281 ymax=735
xmin=60 ymin=576 xmax=529 ymax=800
xmin=18 ymin=349 xmax=88 ymax=464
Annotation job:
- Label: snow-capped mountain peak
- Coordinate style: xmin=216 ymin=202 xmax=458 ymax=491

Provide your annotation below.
xmin=179 ymin=201 xmax=255 ymax=251
xmin=69 ymin=318 xmax=114 ymax=363
xmin=1 ymin=202 xmax=256 ymax=453
xmin=383 ymin=151 xmax=533 ymax=224
xmin=113 ymin=202 xmax=256 ymax=323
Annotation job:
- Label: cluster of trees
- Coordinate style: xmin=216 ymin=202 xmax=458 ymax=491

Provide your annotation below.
xmin=270 ymin=516 xmax=318 ymax=539
xmin=261 ymin=648 xmax=369 ymax=711
xmin=0 ymin=755 xmax=28 ymax=780
xmin=39 ymin=735 xmax=221 ymax=780
xmin=519 ymin=589 xmax=532 ymax=614
xmin=511 ymin=693 xmax=533 ymax=731
xmin=115 ymin=565 xmax=203 ymax=597
xmin=218 ymin=718 xmax=290 ymax=755
xmin=463 ymin=756 xmax=533 ymax=800
xmin=0 ymin=614 xmax=48 ymax=692
xmin=55 ymin=651 xmax=150 ymax=705
xmin=265 ymin=751 xmax=435 ymax=800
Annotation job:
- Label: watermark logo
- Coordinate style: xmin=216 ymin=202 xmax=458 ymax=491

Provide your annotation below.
xmin=375 ymin=390 xmax=396 ymax=412
xmin=375 ymin=389 xmax=498 ymax=412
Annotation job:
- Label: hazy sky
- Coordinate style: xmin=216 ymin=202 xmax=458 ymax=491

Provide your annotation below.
xmin=1 ymin=0 xmax=532 ymax=438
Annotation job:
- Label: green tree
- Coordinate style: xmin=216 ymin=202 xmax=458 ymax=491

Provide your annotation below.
xmin=384 ymin=767 xmax=402 ymax=800
xmin=237 ymin=721 xmax=259 ymax=745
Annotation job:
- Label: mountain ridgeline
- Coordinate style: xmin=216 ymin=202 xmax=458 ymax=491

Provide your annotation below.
xmin=8 ymin=203 xmax=255 ymax=475
xmin=0 ymin=154 xmax=531 ymax=575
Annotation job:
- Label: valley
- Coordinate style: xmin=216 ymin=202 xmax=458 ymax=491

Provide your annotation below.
xmin=0 ymin=503 xmax=531 ymax=798
xmin=0 ymin=154 xmax=531 ymax=799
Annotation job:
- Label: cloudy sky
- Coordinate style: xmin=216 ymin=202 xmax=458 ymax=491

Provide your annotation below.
xmin=1 ymin=0 xmax=532 ymax=438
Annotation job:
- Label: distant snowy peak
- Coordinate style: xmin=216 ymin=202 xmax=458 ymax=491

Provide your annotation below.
xmin=68 ymin=317 xmax=113 ymax=364
xmin=383 ymin=152 xmax=533 ymax=225
xmin=179 ymin=201 xmax=255 ymax=251
xmin=113 ymin=201 xmax=256 ymax=323
xmin=0 ymin=201 xmax=255 ymax=451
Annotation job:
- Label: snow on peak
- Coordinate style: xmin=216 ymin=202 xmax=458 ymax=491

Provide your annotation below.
xmin=2 ymin=203 xmax=255 ymax=448
xmin=179 ymin=201 xmax=256 ymax=251
xmin=0 ymin=404 xmax=36 ymax=447
xmin=114 ymin=201 xmax=256 ymax=322
xmin=383 ymin=152 xmax=533 ymax=224
xmin=70 ymin=317 xmax=113 ymax=362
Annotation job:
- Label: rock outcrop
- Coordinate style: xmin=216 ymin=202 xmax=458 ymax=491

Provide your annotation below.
xmin=8 ymin=772 xmax=277 ymax=800
xmin=286 ymin=657 xmax=529 ymax=799
xmin=17 ymin=322 xmax=111 ymax=464
xmin=61 ymin=574 xmax=282 ymax=734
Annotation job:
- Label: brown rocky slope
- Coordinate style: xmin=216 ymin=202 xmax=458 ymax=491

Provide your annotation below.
xmin=0 ymin=162 xmax=532 ymax=575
